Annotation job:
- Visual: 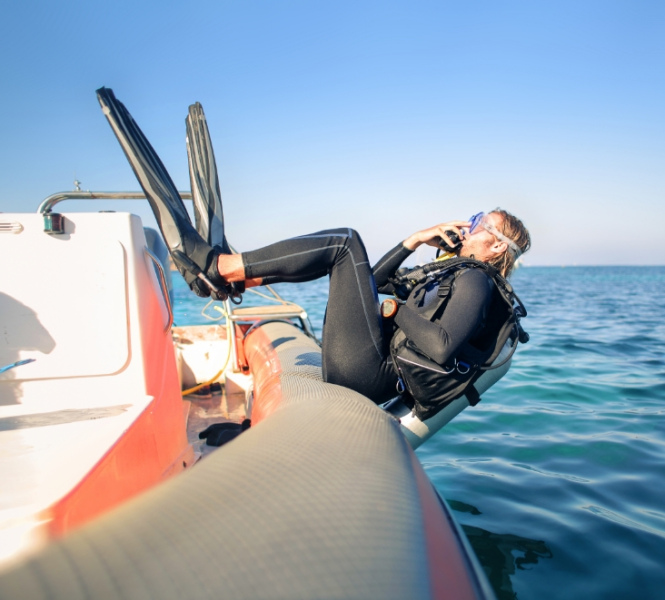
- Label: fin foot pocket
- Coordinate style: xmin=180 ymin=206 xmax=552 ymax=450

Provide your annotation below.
xmin=172 ymin=250 xmax=234 ymax=301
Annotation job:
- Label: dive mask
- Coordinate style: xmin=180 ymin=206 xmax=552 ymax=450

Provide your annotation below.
xmin=466 ymin=212 xmax=522 ymax=258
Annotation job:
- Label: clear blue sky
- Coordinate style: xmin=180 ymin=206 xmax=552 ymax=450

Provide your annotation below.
xmin=1 ymin=0 xmax=663 ymax=265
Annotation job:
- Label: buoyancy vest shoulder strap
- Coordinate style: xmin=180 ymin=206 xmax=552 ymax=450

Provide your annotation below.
xmin=392 ymin=257 xmax=529 ymax=369
xmin=416 ymin=271 xmax=458 ymax=321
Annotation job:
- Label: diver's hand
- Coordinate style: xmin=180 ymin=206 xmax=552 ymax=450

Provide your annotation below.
xmin=403 ymin=221 xmax=471 ymax=251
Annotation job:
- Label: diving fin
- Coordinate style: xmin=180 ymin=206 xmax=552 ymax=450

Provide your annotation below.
xmin=185 ymin=102 xmax=230 ymax=254
xmin=185 ymin=102 xmax=242 ymax=302
xmin=96 ymin=87 xmax=232 ymax=300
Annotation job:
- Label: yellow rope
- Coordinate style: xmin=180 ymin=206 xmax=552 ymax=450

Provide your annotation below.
xmin=181 ymin=305 xmax=233 ymax=397
xmin=179 ymin=283 xmax=298 ymax=397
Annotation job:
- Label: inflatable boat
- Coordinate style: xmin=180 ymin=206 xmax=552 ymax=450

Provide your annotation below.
xmin=0 ymin=194 xmax=495 ymax=599
xmin=0 ymin=88 xmax=497 ymax=598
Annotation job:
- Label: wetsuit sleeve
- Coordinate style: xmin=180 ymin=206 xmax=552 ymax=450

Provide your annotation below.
xmin=372 ymin=243 xmax=414 ymax=293
xmin=394 ymin=269 xmax=493 ymax=365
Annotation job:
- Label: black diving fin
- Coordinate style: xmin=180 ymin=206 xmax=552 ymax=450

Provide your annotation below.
xmin=96 ymin=87 xmax=233 ymax=301
xmin=185 ymin=102 xmax=242 ymax=302
xmin=185 ymin=102 xmax=230 ymax=254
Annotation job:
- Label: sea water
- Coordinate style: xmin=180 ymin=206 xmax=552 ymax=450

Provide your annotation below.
xmin=172 ymin=266 xmax=665 ymax=600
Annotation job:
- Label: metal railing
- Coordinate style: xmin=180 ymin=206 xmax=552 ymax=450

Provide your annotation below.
xmin=38 ymin=191 xmax=193 ymax=214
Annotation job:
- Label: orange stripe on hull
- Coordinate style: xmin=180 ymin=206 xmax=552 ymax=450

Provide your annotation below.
xmin=410 ymin=451 xmax=481 ymax=599
xmin=243 ymin=326 xmax=285 ymax=425
xmin=43 ymin=350 xmax=195 ymax=537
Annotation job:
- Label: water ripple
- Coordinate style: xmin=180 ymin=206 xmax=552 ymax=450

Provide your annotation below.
xmin=583 ymin=505 xmax=665 ymax=539
xmin=512 ymin=462 xmax=591 ymax=484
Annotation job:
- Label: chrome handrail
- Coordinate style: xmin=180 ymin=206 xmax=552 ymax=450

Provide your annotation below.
xmin=38 ymin=191 xmax=193 ymax=214
xmin=145 ymin=248 xmax=174 ymax=333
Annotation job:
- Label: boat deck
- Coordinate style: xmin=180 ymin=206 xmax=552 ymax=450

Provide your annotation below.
xmin=184 ymin=385 xmax=249 ymax=459
xmin=172 ymin=324 xmax=252 ymax=459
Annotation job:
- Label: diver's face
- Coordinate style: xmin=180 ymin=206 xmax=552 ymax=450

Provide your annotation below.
xmin=459 ymin=212 xmax=506 ymax=262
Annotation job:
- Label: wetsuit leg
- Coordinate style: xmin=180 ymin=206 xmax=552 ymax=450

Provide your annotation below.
xmin=242 ymin=229 xmax=398 ymax=403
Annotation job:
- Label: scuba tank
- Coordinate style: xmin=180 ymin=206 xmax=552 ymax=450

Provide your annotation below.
xmin=383 ymin=337 xmax=514 ymax=449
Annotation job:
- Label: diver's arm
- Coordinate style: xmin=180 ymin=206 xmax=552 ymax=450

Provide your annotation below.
xmin=372 ymin=243 xmax=414 ymax=292
xmin=402 ymin=220 xmax=470 ymax=251
xmin=373 ymin=220 xmax=471 ymax=292
xmin=394 ymin=269 xmax=492 ymax=365
xmin=373 ymin=220 xmax=475 ymax=294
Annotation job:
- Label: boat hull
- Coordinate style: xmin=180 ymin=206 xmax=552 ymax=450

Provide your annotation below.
xmin=0 ymin=320 xmax=493 ymax=599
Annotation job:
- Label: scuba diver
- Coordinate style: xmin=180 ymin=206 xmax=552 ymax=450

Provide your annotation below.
xmin=206 ymin=211 xmax=531 ymax=419
xmin=96 ymin=87 xmax=531 ymax=422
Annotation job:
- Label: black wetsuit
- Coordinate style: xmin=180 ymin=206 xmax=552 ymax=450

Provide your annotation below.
xmin=242 ymin=228 xmax=494 ymax=404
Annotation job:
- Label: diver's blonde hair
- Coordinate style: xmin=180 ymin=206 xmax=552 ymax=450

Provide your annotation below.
xmin=486 ymin=208 xmax=531 ymax=278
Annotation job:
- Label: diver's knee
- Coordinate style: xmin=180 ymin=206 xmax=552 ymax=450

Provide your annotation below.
xmin=344 ymin=228 xmax=368 ymax=254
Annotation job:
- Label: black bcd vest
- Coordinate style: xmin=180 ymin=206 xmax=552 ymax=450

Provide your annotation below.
xmin=389 ymin=257 xmax=528 ymax=421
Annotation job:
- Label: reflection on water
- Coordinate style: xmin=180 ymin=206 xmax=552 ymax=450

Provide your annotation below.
xmin=463 ymin=525 xmax=553 ymax=600
xmin=449 ymin=499 xmax=553 ymax=600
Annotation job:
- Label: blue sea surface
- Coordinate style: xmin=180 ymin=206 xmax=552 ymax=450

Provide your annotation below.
xmin=172 ymin=266 xmax=665 ymax=600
